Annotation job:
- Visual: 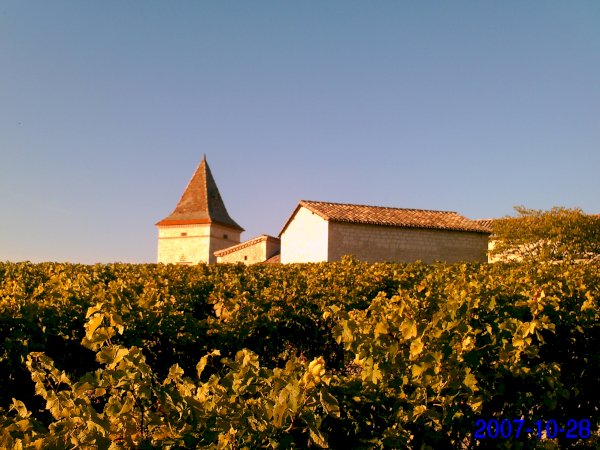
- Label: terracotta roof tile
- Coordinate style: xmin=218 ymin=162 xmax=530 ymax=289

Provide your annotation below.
xmin=280 ymin=200 xmax=490 ymax=234
xmin=473 ymin=219 xmax=494 ymax=233
xmin=263 ymin=253 xmax=280 ymax=263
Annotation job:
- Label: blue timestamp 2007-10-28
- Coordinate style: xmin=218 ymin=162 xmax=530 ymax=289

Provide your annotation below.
xmin=474 ymin=419 xmax=592 ymax=439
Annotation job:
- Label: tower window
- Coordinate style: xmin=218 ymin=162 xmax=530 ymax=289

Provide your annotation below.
xmin=244 ymin=255 xmax=248 ymax=261
xmin=223 ymin=234 xmax=228 ymax=239
xmin=180 ymin=232 xmax=187 ymax=237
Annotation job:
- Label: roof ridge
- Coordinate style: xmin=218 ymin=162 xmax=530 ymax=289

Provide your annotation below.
xmin=300 ymin=199 xmax=457 ymax=214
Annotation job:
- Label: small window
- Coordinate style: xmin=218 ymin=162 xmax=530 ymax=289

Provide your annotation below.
xmin=223 ymin=234 xmax=228 ymax=239
xmin=244 ymin=255 xmax=248 ymax=261
xmin=180 ymin=232 xmax=187 ymax=237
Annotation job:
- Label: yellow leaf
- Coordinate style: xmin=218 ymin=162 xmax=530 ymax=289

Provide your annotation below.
xmin=372 ymin=364 xmax=383 ymax=385
xmin=410 ymin=338 xmax=424 ymax=360
xmin=400 ymin=319 xmax=417 ymax=340
xmin=413 ymin=404 xmax=427 ymax=418
xmin=464 ymin=368 xmax=478 ymax=392
xmin=86 ymin=314 xmax=104 ymax=336
xmin=374 ymin=321 xmax=388 ymax=337
xmin=411 ymin=362 xmax=429 ymax=378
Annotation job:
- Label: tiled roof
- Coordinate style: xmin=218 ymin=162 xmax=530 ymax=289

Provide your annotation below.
xmin=214 ymin=235 xmax=280 ymax=257
xmin=280 ymin=200 xmax=490 ymax=235
xmin=156 ymin=156 xmax=244 ymax=231
xmin=263 ymin=252 xmax=280 ymax=264
xmin=473 ymin=219 xmax=494 ymax=233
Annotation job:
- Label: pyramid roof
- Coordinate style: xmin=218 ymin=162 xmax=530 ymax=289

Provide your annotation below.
xmin=156 ymin=156 xmax=244 ymax=231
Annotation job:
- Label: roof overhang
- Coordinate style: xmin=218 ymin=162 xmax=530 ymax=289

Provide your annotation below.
xmin=156 ymin=218 xmax=244 ymax=231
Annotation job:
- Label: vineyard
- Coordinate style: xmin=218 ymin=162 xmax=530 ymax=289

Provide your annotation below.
xmin=0 ymin=257 xmax=598 ymax=449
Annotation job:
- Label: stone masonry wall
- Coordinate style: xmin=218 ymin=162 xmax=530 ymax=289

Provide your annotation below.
xmin=208 ymin=224 xmax=242 ymax=264
xmin=157 ymin=223 xmax=241 ymax=264
xmin=265 ymin=239 xmax=280 ymax=260
xmin=216 ymin=236 xmax=280 ymax=264
xmin=217 ymin=240 xmax=267 ymax=264
xmin=157 ymin=224 xmax=211 ymax=264
xmin=328 ymin=222 xmax=488 ymax=263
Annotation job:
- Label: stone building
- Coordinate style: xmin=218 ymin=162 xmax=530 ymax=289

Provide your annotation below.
xmin=279 ymin=200 xmax=490 ymax=264
xmin=214 ymin=234 xmax=280 ymax=264
xmin=156 ymin=156 xmax=244 ymax=264
xmin=156 ymin=158 xmax=490 ymax=265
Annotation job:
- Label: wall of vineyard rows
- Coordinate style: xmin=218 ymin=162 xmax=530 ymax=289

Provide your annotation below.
xmin=0 ymin=258 xmax=598 ymax=448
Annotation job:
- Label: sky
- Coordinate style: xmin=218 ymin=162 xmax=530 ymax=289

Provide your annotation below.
xmin=1 ymin=1 xmax=599 ymax=264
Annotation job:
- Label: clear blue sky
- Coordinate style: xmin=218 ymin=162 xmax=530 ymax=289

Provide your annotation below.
xmin=1 ymin=1 xmax=599 ymax=263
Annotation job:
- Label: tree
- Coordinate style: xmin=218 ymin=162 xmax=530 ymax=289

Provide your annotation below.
xmin=489 ymin=206 xmax=600 ymax=262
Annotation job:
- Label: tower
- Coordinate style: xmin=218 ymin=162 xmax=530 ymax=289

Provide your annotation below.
xmin=156 ymin=156 xmax=244 ymax=264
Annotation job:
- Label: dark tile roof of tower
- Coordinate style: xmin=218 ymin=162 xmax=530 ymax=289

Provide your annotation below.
xmin=280 ymin=200 xmax=490 ymax=235
xmin=156 ymin=156 xmax=244 ymax=231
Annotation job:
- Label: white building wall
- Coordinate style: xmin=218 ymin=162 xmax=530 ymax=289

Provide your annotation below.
xmin=281 ymin=206 xmax=329 ymax=263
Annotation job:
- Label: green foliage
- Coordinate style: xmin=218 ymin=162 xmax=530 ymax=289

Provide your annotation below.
xmin=0 ymin=258 xmax=598 ymax=448
xmin=490 ymin=206 xmax=600 ymax=262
